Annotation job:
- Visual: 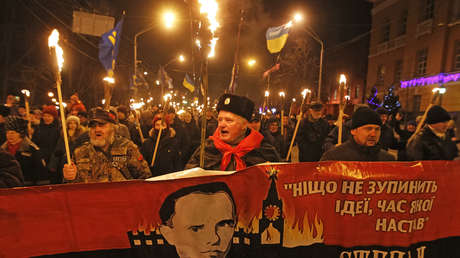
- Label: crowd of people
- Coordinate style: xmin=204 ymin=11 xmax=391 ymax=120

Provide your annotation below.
xmin=0 ymin=92 xmax=458 ymax=188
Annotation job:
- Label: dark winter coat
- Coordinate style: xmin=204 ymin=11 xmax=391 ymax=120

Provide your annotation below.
xmin=393 ymin=121 xmax=414 ymax=161
xmin=140 ymin=128 xmax=181 ymax=177
xmin=1 ymin=137 xmax=47 ymax=185
xmin=406 ymin=126 xmax=459 ymax=161
xmin=297 ymin=117 xmax=330 ymax=162
xmin=0 ymin=123 xmax=6 ymax=145
xmin=263 ymin=129 xmax=285 ymax=158
xmin=320 ymin=138 xmax=395 ymax=161
xmin=379 ymin=123 xmax=398 ymax=150
xmin=32 ymin=120 xmax=60 ymax=164
xmin=180 ymin=120 xmax=201 ymax=165
xmin=120 ymin=119 xmax=142 ymax=147
xmin=48 ymin=127 xmax=87 ymax=184
xmin=185 ymin=131 xmax=281 ymax=171
xmin=323 ymin=119 xmax=352 ymax=152
xmin=0 ymin=149 xmax=23 ymax=188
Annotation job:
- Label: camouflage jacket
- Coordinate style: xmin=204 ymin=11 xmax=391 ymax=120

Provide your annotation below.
xmin=68 ymin=136 xmax=151 ymax=183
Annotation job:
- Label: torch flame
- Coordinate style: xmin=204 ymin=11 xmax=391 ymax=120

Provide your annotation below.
xmin=103 ymin=76 xmax=115 ymax=84
xmin=208 ymin=38 xmax=218 ymax=58
xmin=198 ymin=0 xmax=219 ymax=58
xmin=301 ymin=89 xmax=310 ymax=98
xmin=21 ymin=89 xmax=30 ymax=97
xmin=339 ymin=74 xmax=347 ymax=84
xmin=48 ymin=29 xmax=64 ymax=72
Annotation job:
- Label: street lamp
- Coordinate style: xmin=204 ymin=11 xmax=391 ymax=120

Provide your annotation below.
xmin=134 ymin=10 xmax=177 ymax=86
xmin=163 ymin=11 xmax=176 ymax=29
xmin=265 ymin=90 xmax=270 ymax=97
xmin=294 ymin=13 xmax=303 ymax=23
xmin=248 ymin=59 xmax=256 ymax=67
xmin=164 ymin=54 xmax=186 ymax=69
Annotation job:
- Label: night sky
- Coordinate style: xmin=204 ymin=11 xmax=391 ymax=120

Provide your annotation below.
xmin=1 ymin=0 xmax=371 ymax=107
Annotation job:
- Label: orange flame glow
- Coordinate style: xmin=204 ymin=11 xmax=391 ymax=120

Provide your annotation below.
xmin=339 ymin=74 xmax=347 ymax=84
xmin=48 ymin=29 xmax=64 ymax=72
xmin=283 ymin=212 xmax=324 ymax=247
xmin=198 ymin=0 xmax=219 ymax=58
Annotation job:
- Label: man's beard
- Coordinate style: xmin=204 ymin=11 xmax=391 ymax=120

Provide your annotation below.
xmin=90 ymin=130 xmax=115 ymax=148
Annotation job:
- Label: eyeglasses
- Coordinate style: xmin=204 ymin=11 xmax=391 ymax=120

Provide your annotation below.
xmin=89 ymin=120 xmax=108 ymax=128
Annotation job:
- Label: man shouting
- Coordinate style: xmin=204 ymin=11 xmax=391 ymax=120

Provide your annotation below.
xmin=186 ymin=94 xmax=280 ymax=171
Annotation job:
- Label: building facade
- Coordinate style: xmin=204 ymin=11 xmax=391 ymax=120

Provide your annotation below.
xmin=367 ymin=0 xmax=460 ymax=113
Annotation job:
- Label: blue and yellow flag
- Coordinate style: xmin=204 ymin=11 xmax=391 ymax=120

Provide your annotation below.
xmin=99 ymin=16 xmax=124 ymax=77
xmin=266 ymin=23 xmax=291 ymax=54
xmin=182 ymin=73 xmax=195 ymax=93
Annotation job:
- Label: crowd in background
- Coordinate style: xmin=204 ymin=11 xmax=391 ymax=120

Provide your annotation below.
xmin=0 ymin=92 xmax=458 ymax=188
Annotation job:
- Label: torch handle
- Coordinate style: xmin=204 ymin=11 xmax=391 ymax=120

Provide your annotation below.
xmin=150 ymin=126 xmax=163 ymax=167
xmin=24 ymin=99 xmax=32 ymax=138
xmin=137 ymin=122 xmax=145 ymax=143
xmin=281 ymin=110 xmax=284 ymax=136
xmin=337 ymin=109 xmax=344 ymax=145
xmin=285 ymin=95 xmax=308 ymax=161
xmin=285 ymin=112 xmax=302 ymax=161
xmin=56 ymin=78 xmax=71 ymax=165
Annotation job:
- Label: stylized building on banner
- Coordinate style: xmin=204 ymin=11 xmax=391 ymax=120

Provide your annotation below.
xmin=367 ymin=0 xmax=460 ymax=114
xmin=127 ymin=167 xmax=324 ymax=251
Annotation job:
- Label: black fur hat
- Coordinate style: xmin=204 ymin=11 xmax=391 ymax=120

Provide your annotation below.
xmin=216 ymin=94 xmax=254 ymax=121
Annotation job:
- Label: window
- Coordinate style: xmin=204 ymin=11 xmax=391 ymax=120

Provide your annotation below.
xmin=382 ymin=18 xmax=391 ymax=42
xmin=355 ymin=85 xmax=360 ymax=99
xmin=412 ymin=95 xmax=421 ymax=112
xmin=454 ymin=41 xmax=460 ymax=70
xmin=377 ymin=65 xmax=385 ymax=85
xmin=394 ymin=60 xmax=403 ymax=83
xmin=400 ymin=10 xmax=408 ymax=35
xmin=415 ymin=48 xmax=428 ymax=76
xmin=420 ymin=0 xmax=435 ymax=22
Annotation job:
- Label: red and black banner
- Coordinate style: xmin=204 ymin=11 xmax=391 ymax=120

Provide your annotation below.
xmin=1 ymin=161 xmax=460 ymax=257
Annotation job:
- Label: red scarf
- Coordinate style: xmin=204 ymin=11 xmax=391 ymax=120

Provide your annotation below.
xmin=7 ymin=142 xmax=21 ymax=156
xmin=210 ymin=129 xmax=264 ymax=171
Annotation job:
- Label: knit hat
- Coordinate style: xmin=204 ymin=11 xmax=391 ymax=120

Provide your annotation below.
xmin=216 ymin=94 xmax=254 ymax=121
xmin=0 ymin=105 xmax=10 ymax=117
xmin=426 ymin=105 xmax=450 ymax=124
xmin=351 ymin=107 xmax=382 ymax=129
xmin=89 ymin=108 xmax=116 ymax=124
xmin=5 ymin=116 xmax=28 ymax=136
xmin=42 ymin=105 xmax=58 ymax=119
xmin=66 ymin=115 xmax=80 ymax=127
